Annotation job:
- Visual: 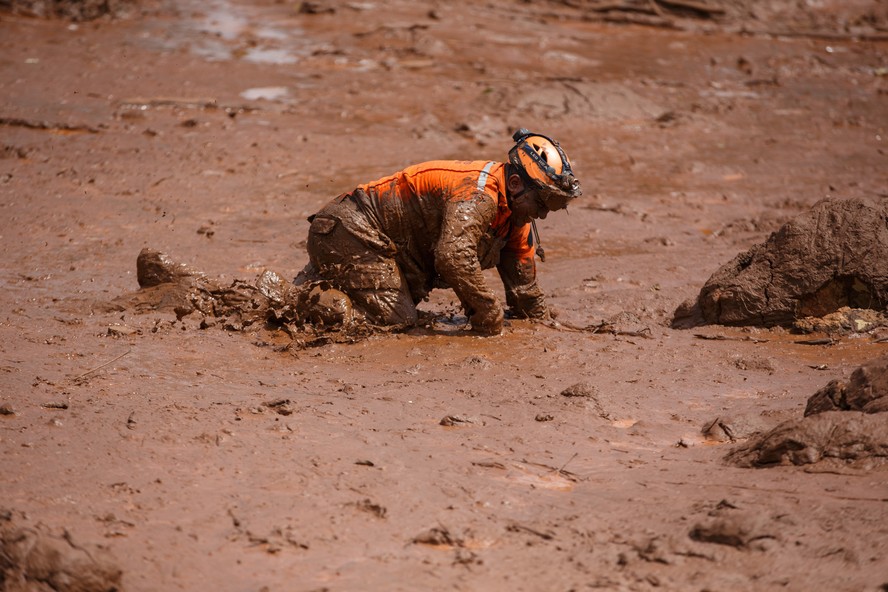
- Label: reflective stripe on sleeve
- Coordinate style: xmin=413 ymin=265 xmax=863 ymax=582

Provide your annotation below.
xmin=476 ymin=161 xmax=495 ymax=192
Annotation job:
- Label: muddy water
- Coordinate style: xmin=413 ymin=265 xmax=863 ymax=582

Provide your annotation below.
xmin=1 ymin=0 xmax=888 ymax=590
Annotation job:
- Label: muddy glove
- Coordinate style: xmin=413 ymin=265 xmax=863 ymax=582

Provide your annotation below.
xmin=507 ymin=298 xmax=555 ymax=321
xmin=470 ymin=304 xmax=504 ymax=336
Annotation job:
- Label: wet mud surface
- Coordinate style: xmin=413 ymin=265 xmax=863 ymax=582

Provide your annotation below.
xmin=2 ymin=0 xmax=888 ymax=590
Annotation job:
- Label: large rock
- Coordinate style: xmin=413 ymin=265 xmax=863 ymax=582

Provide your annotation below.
xmin=674 ymin=197 xmax=888 ymax=327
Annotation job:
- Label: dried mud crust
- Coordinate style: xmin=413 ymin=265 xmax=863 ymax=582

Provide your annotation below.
xmin=0 ymin=509 xmax=122 ymax=592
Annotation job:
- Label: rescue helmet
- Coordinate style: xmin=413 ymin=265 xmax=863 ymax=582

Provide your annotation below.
xmin=508 ymin=128 xmax=581 ymax=211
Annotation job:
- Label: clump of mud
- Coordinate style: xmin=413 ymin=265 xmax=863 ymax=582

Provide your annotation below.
xmin=726 ymin=355 xmax=888 ymax=470
xmin=675 ymin=197 xmax=888 ymax=329
xmin=111 ymin=248 xmax=382 ymax=347
xmin=0 ymin=0 xmax=141 ymax=20
xmin=0 ymin=509 xmax=122 ymax=591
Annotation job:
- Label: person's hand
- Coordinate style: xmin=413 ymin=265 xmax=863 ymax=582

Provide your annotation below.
xmin=507 ymin=301 xmax=556 ymax=321
xmin=470 ymin=305 xmax=504 ymax=336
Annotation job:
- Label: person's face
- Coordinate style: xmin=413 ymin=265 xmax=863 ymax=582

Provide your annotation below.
xmin=508 ymin=175 xmax=550 ymax=226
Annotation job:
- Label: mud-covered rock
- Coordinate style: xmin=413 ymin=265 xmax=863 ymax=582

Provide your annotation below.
xmin=725 ymin=411 xmax=888 ymax=468
xmin=136 ymin=248 xmax=203 ymax=288
xmin=674 ymin=197 xmax=888 ymax=328
xmin=0 ymin=509 xmax=122 ymax=592
xmin=805 ymin=354 xmax=888 ymax=416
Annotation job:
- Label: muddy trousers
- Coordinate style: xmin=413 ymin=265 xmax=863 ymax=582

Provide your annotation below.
xmin=300 ymin=208 xmax=418 ymax=327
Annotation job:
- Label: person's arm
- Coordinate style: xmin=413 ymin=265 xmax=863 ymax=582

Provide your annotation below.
xmin=435 ymin=194 xmax=503 ymax=335
xmin=497 ymin=224 xmax=550 ymax=319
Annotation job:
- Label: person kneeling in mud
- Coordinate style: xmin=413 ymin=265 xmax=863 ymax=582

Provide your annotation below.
xmin=295 ymin=129 xmax=582 ymax=336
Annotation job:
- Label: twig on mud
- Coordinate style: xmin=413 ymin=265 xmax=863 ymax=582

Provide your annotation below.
xmin=794 ymin=337 xmax=835 ymax=346
xmin=597 ymin=13 xmax=678 ymax=29
xmin=654 ymin=0 xmax=724 ymax=17
xmin=548 ymin=320 xmax=653 ymax=338
xmin=472 ymin=460 xmax=507 ymax=470
xmin=587 ymin=1 xmax=656 ymax=14
xmin=71 ymin=349 xmax=131 ymax=382
xmin=506 ymin=523 xmax=556 ymax=541
xmin=647 ymin=0 xmax=665 ymax=17
xmin=555 ymin=452 xmax=579 ymax=475
xmin=519 ymin=458 xmax=580 ymax=481
xmin=0 ymin=116 xmax=100 ymax=134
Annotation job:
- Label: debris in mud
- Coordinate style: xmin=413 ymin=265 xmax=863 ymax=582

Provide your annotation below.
xmin=0 ymin=509 xmax=123 ymax=591
xmin=561 ymin=382 xmax=611 ymax=419
xmin=730 ymin=354 xmax=776 ymax=374
xmin=794 ymin=307 xmax=888 ymax=335
xmin=297 ymin=1 xmax=335 ymax=15
xmin=506 ymin=522 xmax=555 ymax=541
xmin=560 ymin=382 xmax=598 ymax=398
xmin=412 ymin=526 xmax=463 ymax=548
xmin=0 ymin=0 xmax=141 ymax=21
xmin=40 ymin=401 xmax=68 ymax=410
xmin=350 ymin=499 xmax=387 ymax=519
xmin=702 ymin=414 xmax=772 ymax=443
xmin=460 ymin=355 xmax=492 ymax=370
xmin=439 ymin=414 xmax=479 ymax=427
xmin=805 ymin=354 xmax=888 ymax=416
xmin=689 ymin=506 xmax=778 ymax=551
xmin=106 ymin=324 xmax=138 ymax=338
xmin=113 ymin=248 xmax=384 ymax=347
xmin=0 ymin=116 xmax=100 ymax=135
xmin=262 ymin=399 xmax=295 ymax=416
xmin=675 ymin=197 xmax=888 ymax=329
xmin=562 ymin=311 xmax=655 ymax=338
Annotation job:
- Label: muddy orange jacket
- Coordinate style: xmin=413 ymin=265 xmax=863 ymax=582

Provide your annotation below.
xmin=349 ymin=160 xmax=544 ymax=317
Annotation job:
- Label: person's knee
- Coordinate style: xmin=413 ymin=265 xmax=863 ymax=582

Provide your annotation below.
xmin=299 ymin=284 xmax=354 ymax=328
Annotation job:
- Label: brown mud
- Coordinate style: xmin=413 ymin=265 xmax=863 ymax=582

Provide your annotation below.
xmin=2 ymin=0 xmax=888 ymax=590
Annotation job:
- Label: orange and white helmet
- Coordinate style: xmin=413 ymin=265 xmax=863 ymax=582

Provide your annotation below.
xmin=508 ymin=128 xmax=581 ymax=211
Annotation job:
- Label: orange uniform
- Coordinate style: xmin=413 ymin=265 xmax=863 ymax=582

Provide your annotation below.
xmin=299 ymin=160 xmax=547 ymax=332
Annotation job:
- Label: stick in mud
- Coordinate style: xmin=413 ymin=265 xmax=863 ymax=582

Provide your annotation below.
xmin=71 ymin=349 xmax=132 ymax=382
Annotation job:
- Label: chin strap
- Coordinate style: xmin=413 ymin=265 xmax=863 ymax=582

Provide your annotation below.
xmin=530 ymin=220 xmax=546 ymax=262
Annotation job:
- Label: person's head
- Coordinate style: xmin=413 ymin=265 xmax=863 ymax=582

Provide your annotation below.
xmin=506 ymin=129 xmax=581 ymax=225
